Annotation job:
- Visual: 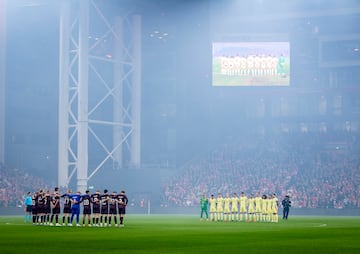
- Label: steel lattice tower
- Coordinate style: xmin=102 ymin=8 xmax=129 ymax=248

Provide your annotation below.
xmin=58 ymin=0 xmax=141 ymax=192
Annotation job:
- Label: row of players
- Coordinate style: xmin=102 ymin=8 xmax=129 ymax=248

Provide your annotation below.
xmin=24 ymin=187 xmax=129 ymax=227
xmin=219 ymin=54 xmax=286 ymax=76
xmin=201 ymin=192 xmax=281 ymax=223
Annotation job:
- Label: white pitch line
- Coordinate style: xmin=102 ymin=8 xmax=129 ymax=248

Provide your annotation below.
xmin=312 ymin=223 xmax=327 ymax=227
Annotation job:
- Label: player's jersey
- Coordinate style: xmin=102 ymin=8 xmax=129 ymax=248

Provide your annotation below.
xmin=255 ymin=196 xmax=262 ymax=213
xmin=209 ymin=198 xmax=217 ymax=212
xmin=261 ymin=199 xmax=268 ymax=214
xmin=37 ymin=194 xmax=45 ymax=207
xmin=271 ymin=197 xmax=278 ymax=213
xmin=62 ymin=194 xmax=71 ymax=209
xmin=248 ymin=198 xmax=255 ymax=214
xmin=101 ymin=194 xmax=110 ymax=207
xmin=81 ymin=194 xmax=92 ymax=209
xmin=223 ymin=197 xmax=231 ymax=213
xmin=231 ymin=196 xmax=239 ymax=212
xmin=91 ymin=193 xmax=101 ymax=213
xmin=51 ymin=194 xmax=60 ymax=208
xmin=44 ymin=194 xmax=51 ymax=212
xmin=100 ymin=194 xmax=110 ymax=207
xmin=200 ymin=197 xmax=208 ymax=210
xmin=100 ymin=194 xmax=110 ymax=214
xmin=216 ymin=197 xmax=224 ymax=212
xmin=117 ymin=194 xmax=128 ymax=208
xmin=261 ymin=198 xmax=267 ymax=214
xmin=32 ymin=194 xmax=38 ymax=208
xmin=91 ymin=193 xmax=101 ymax=206
xmin=69 ymin=194 xmax=82 ymax=208
xmin=239 ymin=196 xmax=248 ymax=212
xmin=109 ymin=195 xmax=118 ymax=210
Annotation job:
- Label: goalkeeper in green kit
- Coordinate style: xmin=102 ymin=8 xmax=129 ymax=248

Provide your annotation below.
xmin=200 ymin=193 xmax=209 ymax=221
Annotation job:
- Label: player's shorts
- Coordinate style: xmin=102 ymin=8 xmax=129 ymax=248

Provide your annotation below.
xmin=63 ymin=206 xmax=71 ymax=214
xmin=109 ymin=207 xmax=117 ymax=215
xmin=44 ymin=206 xmax=51 ymax=214
xmin=83 ymin=207 xmax=91 ymax=215
xmin=52 ymin=206 xmax=60 ymax=214
xmin=240 ymin=207 xmax=247 ymax=213
xmin=92 ymin=204 xmax=100 ymax=214
xmin=101 ymin=206 xmax=109 ymax=215
xmin=37 ymin=205 xmax=45 ymax=214
xmin=248 ymin=207 xmax=255 ymax=214
xmin=26 ymin=205 xmax=32 ymax=213
xmin=216 ymin=208 xmax=224 ymax=213
xmin=224 ymin=207 xmax=231 ymax=213
xmin=118 ymin=207 xmax=126 ymax=215
xmin=32 ymin=206 xmax=37 ymax=215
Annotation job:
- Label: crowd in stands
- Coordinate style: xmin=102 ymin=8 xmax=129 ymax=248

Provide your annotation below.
xmin=162 ymin=132 xmax=360 ymax=209
xmin=0 ymin=164 xmax=55 ymax=208
xmin=1 ymin=131 xmax=359 ymax=210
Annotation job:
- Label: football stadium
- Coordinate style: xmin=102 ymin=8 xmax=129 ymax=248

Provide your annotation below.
xmin=0 ymin=0 xmax=360 ymax=253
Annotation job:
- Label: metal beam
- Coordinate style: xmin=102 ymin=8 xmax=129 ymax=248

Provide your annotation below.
xmin=0 ymin=0 xmax=6 ymax=165
xmin=77 ymin=0 xmax=89 ymax=193
xmin=113 ymin=16 xmax=124 ymax=169
xmin=130 ymin=15 xmax=141 ymax=168
xmin=58 ymin=0 xmax=70 ymax=187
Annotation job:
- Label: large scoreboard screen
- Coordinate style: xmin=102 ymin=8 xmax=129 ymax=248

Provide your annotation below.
xmin=212 ymin=42 xmax=290 ymax=86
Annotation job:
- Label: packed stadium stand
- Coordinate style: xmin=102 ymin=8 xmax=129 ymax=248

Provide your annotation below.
xmin=162 ymin=132 xmax=360 ymax=209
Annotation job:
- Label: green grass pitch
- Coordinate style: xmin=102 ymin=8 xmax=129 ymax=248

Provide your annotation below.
xmin=0 ymin=215 xmax=359 ymax=254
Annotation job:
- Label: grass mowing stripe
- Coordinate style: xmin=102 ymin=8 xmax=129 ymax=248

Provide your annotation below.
xmin=0 ymin=215 xmax=359 ymax=254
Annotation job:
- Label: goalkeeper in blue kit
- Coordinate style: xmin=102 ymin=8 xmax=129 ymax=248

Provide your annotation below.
xmin=64 ymin=191 xmax=83 ymax=226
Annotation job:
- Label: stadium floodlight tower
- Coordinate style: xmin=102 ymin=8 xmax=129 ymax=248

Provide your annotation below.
xmin=58 ymin=0 xmax=141 ymax=193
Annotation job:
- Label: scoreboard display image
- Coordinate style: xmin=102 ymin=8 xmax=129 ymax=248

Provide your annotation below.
xmin=212 ymin=42 xmax=290 ymax=86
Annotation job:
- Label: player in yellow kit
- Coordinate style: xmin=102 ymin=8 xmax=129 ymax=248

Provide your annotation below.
xmin=209 ymin=194 xmax=217 ymax=222
xmin=261 ymin=194 xmax=268 ymax=222
xmin=266 ymin=194 xmax=272 ymax=222
xmin=216 ymin=193 xmax=224 ymax=222
xmin=223 ymin=193 xmax=231 ymax=222
xmin=230 ymin=192 xmax=239 ymax=222
xmin=247 ymin=194 xmax=256 ymax=222
xmin=271 ymin=193 xmax=279 ymax=223
xmin=255 ymin=192 xmax=262 ymax=222
xmin=239 ymin=192 xmax=248 ymax=222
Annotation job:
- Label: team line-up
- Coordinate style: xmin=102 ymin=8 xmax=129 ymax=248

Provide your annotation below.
xmin=23 ymin=187 xmax=129 ymax=227
xmin=200 ymin=192 xmax=290 ymax=223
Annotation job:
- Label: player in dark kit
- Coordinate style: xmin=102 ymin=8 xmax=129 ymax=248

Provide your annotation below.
xmin=100 ymin=189 xmax=110 ymax=227
xmin=91 ymin=190 xmax=101 ymax=226
xmin=117 ymin=190 xmax=128 ymax=227
xmin=44 ymin=190 xmax=52 ymax=225
xmin=37 ymin=190 xmax=46 ymax=224
xmin=108 ymin=191 xmax=118 ymax=227
xmin=50 ymin=187 xmax=61 ymax=226
xmin=61 ymin=190 xmax=72 ymax=226
xmin=81 ymin=190 xmax=92 ymax=227
xmin=31 ymin=191 xmax=39 ymax=225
